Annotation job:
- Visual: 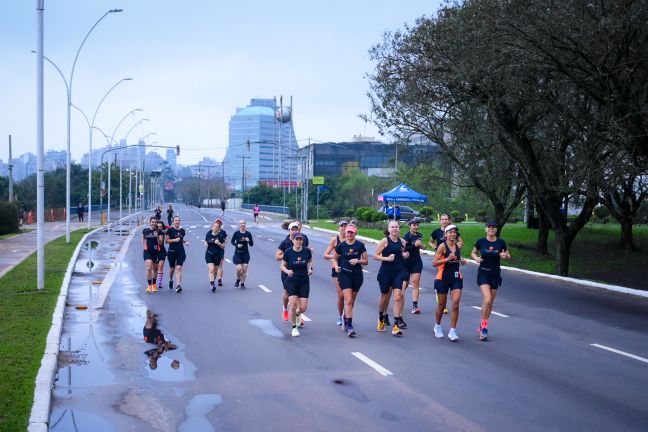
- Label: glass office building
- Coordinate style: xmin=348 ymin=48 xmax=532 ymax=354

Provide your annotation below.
xmin=223 ymin=98 xmax=298 ymax=191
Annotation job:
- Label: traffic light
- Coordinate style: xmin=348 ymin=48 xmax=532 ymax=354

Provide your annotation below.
xmin=176 ymin=145 xmax=180 ymax=156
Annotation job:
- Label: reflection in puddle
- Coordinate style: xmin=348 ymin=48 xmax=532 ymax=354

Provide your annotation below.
xmin=178 ymin=394 xmax=223 ymax=432
xmin=249 ymin=319 xmax=284 ymax=338
xmin=50 ymin=408 xmax=116 ymax=432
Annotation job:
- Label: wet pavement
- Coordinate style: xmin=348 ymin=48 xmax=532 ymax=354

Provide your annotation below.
xmin=48 ymin=222 xmax=215 ymax=432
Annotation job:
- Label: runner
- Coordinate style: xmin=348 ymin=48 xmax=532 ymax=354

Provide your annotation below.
xmin=432 ymin=224 xmax=466 ymax=341
xmin=470 ymin=219 xmax=511 ymax=341
xmin=276 ymin=221 xmax=310 ymax=320
xmin=231 ymin=219 xmax=253 ymax=288
xmin=428 ymin=213 xmax=463 ymax=314
xmin=142 ymin=217 xmax=161 ymax=293
xmin=323 ymin=220 xmax=348 ymax=326
xmin=333 ymin=224 xmax=368 ymax=337
xmin=165 ymin=216 xmax=189 ymax=293
xmin=155 ymin=221 xmax=167 ymax=290
xmin=280 ymin=232 xmax=313 ymax=337
xmin=220 ymin=199 xmax=226 ymax=216
xmin=166 ymin=204 xmax=174 ymax=226
xmin=403 ymin=218 xmax=425 ymax=314
xmin=203 ymin=219 xmax=227 ymax=292
xmin=253 ymin=204 xmax=260 ymax=224
xmin=373 ymin=220 xmax=410 ymax=336
xmin=153 ymin=206 xmax=162 ymax=221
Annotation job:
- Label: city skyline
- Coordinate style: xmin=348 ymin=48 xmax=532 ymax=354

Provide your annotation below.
xmin=0 ymin=1 xmax=441 ymax=166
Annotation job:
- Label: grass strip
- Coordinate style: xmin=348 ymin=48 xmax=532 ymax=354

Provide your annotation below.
xmin=0 ymin=229 xmax=90 ymax=431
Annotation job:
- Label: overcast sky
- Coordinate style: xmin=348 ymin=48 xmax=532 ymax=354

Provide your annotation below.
xmin=0 ymin=0 xmax=440 ymax=165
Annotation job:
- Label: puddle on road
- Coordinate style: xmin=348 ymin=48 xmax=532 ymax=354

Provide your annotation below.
xmin=50 ymin=408 xmax=116 ymax=432
xmin=249 ymin=319 xmax=284 ymax=338
xmin=178 ymin=394 xmax=223 ymax=432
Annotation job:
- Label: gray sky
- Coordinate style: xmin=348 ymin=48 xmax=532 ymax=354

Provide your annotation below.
xmin=0 ymin=0 xmax=440 ymax=165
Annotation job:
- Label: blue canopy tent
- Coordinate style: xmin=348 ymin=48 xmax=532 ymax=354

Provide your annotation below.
xmin=377 ymin=183 xmax=428 ymax=203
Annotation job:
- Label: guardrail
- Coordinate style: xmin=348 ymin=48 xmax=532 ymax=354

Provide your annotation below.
xmin=242 ymin=203 xmax=289 ymax=216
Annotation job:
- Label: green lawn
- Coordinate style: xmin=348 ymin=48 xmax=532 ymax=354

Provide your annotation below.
xmin=0 ymin=229 xmax=90 ymax=431
xmin=310 ymin=221 xmax=648 ymax=285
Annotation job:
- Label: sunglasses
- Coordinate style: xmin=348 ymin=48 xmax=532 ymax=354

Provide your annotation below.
xmin=294 ymin=237 xmax=304 ymax=240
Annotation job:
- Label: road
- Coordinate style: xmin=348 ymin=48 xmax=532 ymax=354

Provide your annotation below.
xmin=50 ymin=205 xmax=648 ymax=431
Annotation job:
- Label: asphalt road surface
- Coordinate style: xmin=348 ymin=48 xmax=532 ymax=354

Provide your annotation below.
xmin=52 ymin=205 xmax=648 ymax=431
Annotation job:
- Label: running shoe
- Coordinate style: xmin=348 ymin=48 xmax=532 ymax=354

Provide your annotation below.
xmin=146 ymin=285 xmax=152 ymax=293
xmin=347 ymin=326 xmax=356 ymax=338
xmin=234 ymin=279 xmax=240 ymax=288
xmin=291 ymin=327 xmax=300 ymax=337
xmin=240 ymin=283 xmax=246 ymax=289
xmin=157 ymin=284 xmax=163 ymax=291
xmin=478 ymin=326 xmax=488 ymax=341
xmin=169 ymin=280 xmax=174 ymax=290
xmin=336 ymin=316 xmax=343 ymax=326
xmin=175 ymin=285 xmax=183 ymax=293
xmin=397 ymin=318 xmax=407 ymax=329
xmin=411 ymin=306 xmax=422 ymax=314
xmin=383 ymin=315 xmax=391 ymax=326
xmin=434 ymin=324 xmax=444 ymax=339
xmin=448 ymin=328 xmax=459 ymax=342
xmin=443 ymin=308 xmax=448 ymax=314
xmin=151 ymin=285 xmax=157 ymax=293
xmin=377 ymin=320 xmax=385 ymax=332
xmin=392 ymin=324 xmax=403 ymax=337
xmin=282 ymin=310 xmax=289 ymax=321
xmin=217 ymin=279 xmax=223 ymax=287
xmin=211 ymin=283 xmax=216 ymax=293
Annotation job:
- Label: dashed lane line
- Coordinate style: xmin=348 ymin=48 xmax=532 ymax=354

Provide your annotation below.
xmin=301 ymin=313 xmax=312 ymax=322
xmin=591 ymin=344 xmax=648 ymax=365
xmin=362 ymin=269 xmax=369 ymax=273
xmin=258 ymin=284 xmax=272 ymax=292
xmin=352 ymin=352 xmax=393 ymax=376
xmin=268 ymin=238 xmax=275 ymax=242
xmin=471 ymin=306 xmax=509 ymax=318
xmin=225 ymin=259 xmax=232 ymax=263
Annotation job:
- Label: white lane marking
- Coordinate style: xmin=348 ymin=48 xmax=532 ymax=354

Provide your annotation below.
xmin=189 ymin=225 xmax=197 ymax=229
xmin=352 ymin=352 xmax=393 ymax=377
xmin=203 ymin=225 xmax=210 ymax=228
xmin=471 ymin=306 xmax=509 ymax=318
xmin=362 ymin=269 xmax=369 ymax=273
xmin=591 ymin=344 xmax=648 ymax=365
xmin=301 ymin=313 xmax=312 ymax=322
xmin=225 ymin=259 xmax=232 ymax=263
xmin=258 ymin=284 xmax=272 ymax=293
xmin=230 ymin=225 xmax=237 ymax=229
xmin=268 ymin=238 xmax=275 ymax=242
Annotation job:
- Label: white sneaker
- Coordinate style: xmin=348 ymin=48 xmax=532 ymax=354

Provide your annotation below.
xmin=434 ymin=324 xmax=444 ymax=339
xmin=448 ymin=328 xmax=459 ymax=342
xmin=291 ymin=327 xmax=300 ymax=337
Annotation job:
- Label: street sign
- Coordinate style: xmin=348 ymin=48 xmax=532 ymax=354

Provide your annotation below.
xmin=312 ymin=176 xmax=324 ymax=185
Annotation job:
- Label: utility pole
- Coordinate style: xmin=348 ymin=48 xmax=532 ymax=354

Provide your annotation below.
xmin=8 ymin=135 xmax=13 ymax=202
xmin=237 ymin=155 xmax=250 ymax=195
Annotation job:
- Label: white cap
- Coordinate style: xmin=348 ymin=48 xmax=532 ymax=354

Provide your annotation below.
xmin=288 ymin=221 xmax=300 ymax=230
xmin=444 ymin=224 xmax=458 ymax=233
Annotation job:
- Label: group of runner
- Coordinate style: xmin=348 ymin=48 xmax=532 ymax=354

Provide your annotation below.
xmin=142 ymin=208 xmax=510 ymax=342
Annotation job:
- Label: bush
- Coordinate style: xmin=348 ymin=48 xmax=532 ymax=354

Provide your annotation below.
xmin=356 ymin=207 xmax=373 ymax=221
xmin=344 ymin=208 xmax=355 ymax=218
xmin=419 ymin=206 xmax=435 ymax=218
xmin=593 ymin=205 xmax=610 ymax=220
xmin=450 ymin=210 xmax=460 ymax=219
xmin=0 ymin=202 xmax=19 ymax=235
xmin=371 ymin=210 xmax=388 ymax=222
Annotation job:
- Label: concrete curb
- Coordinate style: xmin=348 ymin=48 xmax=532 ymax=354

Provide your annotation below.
xmin=309 ymin=227 xmax=648 ymax=299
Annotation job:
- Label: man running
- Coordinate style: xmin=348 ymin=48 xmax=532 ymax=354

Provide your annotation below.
xmin=231 ymin=219 xmax=253 ymax=288
xmin=166 ymin=216 xmax=189 ymax=293
xmin=142 ymin=217 xmax=161 ymax=293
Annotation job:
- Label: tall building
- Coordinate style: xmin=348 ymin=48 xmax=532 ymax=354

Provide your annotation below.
xmin=223 ymin=98 xmax=298 ymax=191
xmin=165 ymin=148 xmax=177 ymax=174
xmin=44 ymin=150 xmax=67 ymax=171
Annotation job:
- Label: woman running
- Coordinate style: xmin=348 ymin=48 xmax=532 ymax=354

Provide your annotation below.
xmin=203 ymin=219 xmax=227 ymax=292
xmin=276 ymin=221 xmax=310 ymax=320
xmin=373 ymin=220 xmax=410 ymax=337
xmin=142 ymin=217 xmax=162 ymax=293
xmin=166 ymin=216 xmax=189 ymax=293
xmin=470 ymin=219 xmax=511 ymax=341
xmin=231 ymin=219 xmax=253 ymax=288
xmin=403 ymin=218 xmax=425 ymax=314
xmin=323 ymin=220 xmax=348 ymax=326
xmin=155 ymin=221 xmax=167 ymax=290
xmin=428 ymin=213 xmax=463 ymax=314
xmin=166 ymin=204 xmax=174 ymax=226
xmin=432 ymin=224 xmax=466 ymax=341
xmin=253 ymin=204 xmax=260 ymax=224
xmin=280 ymin=232 xmax=313 ymax=337
xmin=333 ymin=224 xmax=368 ymax=337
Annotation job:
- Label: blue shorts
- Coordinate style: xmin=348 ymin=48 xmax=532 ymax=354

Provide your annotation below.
xmin=205 ymin=251 xmax=224 ymax=265
xmin=167 ymin=249 xmax=186 ymax=267
xmin=477 ymin=269 xmax=502 ymax=289
xmin=338 ymin=270 xmax=363 ymax=293
xmin=233 ymin=253 xmax=250 ymax=265
xmin=434 ymin=278 xmax=463 ymax=295
xmin=404 ymin=257 xmax=423 ymax=275
xmin=377 ymin=270 xmax=407 ymax=294
xmin=331 ymin=267 xmax=339 ymax=278
xmin=143 ymin=250 xmax=159 ymax=263
xmin=285 ymin=276 xmax=310 ymax=298
xmin=157 ymin=249 xmax=167 ymax=261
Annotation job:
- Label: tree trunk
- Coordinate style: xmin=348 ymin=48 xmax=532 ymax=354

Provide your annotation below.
xmin=618 ymin=217 xmax=637 ymax=250
xmin=554 ymin=229 xmax=574 ymax=276
xmin=536 ymin=217 xmax=549 ymax=255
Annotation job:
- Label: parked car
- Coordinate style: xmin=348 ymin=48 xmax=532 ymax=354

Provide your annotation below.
xmin=378 ymin=205 xmax=420 ymax=221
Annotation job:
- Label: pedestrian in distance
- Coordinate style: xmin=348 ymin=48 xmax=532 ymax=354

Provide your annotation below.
xmin=165 ymin=216 xmax=189 ymax=293
xmin=323 ymin=220 xmax=348 ymax=326
xmin=77 ymin=203 xmax=84 ymax=222
xmin=471 ymin=219 xmax=511 ymax=341
xmin=253 ymin=204 xmax=260 ymax=224
xmin=220 ymin=199 xmax=226 ymax=216
xmin=333 ymin=224 xmax=368 ymax=337
xmin=276 ymin=220 xmax=310 ymax=320
xmin=231 ymin=219 xmax=253 ymax=288
xmin=432 ymin=224 xmax=466 ymax=342
xmin=203 ymin=219 xmax=227 ymax=292
xmin=155 ymin=221 xmax=168 ymax=290
xmin=166 ymin=204 xmax=174 ymax=226
xmin=280 ymin=232 xmax=313 ymax=337
xmin=142 ymin=217 xmax=162 ymax=293
xmin=154 ymin=206 xmax=162 ymax=221
xmin=403 ymin=218 xmax=426 ymax=314
xmin=373 ymin=220 xmax=410 ymax=336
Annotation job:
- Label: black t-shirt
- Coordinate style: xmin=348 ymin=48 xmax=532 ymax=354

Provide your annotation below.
xmin=205 ymin=230 xmax=227 ymax=254
xmin=474 ymin=237 xmax=507 ymax=273
xmin=282 ymin=247 xmax=312 ymax=278
xmin=154 ymin=209 xmax=162 ymax=220
xmin=279 ymin=234 xmax=310 ymax=252
xmin=231 ymin=230 xmax=253 ymax=254
xmin=166 ymin=227 xmax=186 ymax=251
xmin=142 ymin=228 xmax=160 ymax=252
xmin=335 ymin=240 xmax=367 ymax=273
xmin=403 ymin=231 xmax=423 ymax=258
xmin=379 ymin=237 xmax=405 ymax=273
